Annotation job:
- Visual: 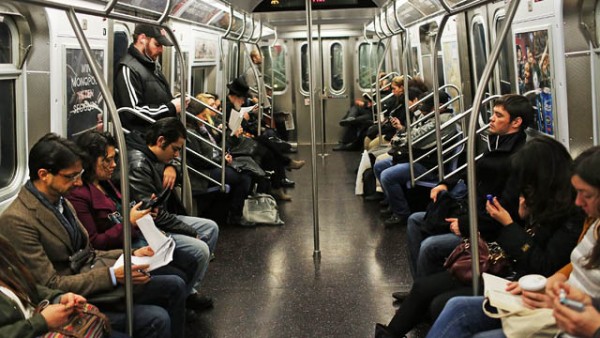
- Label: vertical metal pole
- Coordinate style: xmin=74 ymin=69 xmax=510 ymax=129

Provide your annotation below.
xmin=317 ymin=24 xmax=328 ymax=158
xmin=305 ymin=0 xmax=320 ymax=257
xmin=375 ymin=39 xmax=390 ymax=146
xmin=66 ymin=9 xmax=134 ymax=336
xmin=430 ymin=19 xmax=447 ymax=180
xmin=403 ymin=32 xmax=416 ymax=187
xmin=219 ymin=36 xmax=228 ymax=191
xmin=466 ymin=0 xmax=520 ymax=295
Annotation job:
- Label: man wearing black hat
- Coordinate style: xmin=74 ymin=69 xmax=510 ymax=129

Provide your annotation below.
xmin=114 ymin=24 xmax=189 ymax=133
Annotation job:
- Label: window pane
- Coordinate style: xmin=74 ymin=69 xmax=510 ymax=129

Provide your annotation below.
xmin=259 ymin=46 xmax=272 ymax=86
xmin=0 ymin=22 xmax=12 ymax=64
xmin=330 ymin=42 xmax=344 ymax=91
xmin=0 ymin=80 xmax=16 ymax=187
xmin=229 ymin=44 xmax=238 ymax=82
xmin=495 ymin=17 xmax=512 ymax=94
xmin=191 ymin=66 xmax=206 ymax=96
xmin=260 ymin=45 xmax=287 ymax=92
xmin=472 ymin=20 xmax=487 ymax=86
xmin=358 ymin=42 xmax=386 ymax=89
xmin=300 ymin=44 xmax=309 ymax=92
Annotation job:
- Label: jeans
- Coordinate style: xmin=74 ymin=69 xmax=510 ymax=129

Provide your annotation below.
xmin=105 ymin=305 xmax=170 ymax=338
xmin=135 ymin=275 xmax=187 ymax=338
xmin=374 ymin=158 xmax=428 ymax=218
xmin=407 ymin=212 xmax=461 ymax=278
xmin=170 ymin=233 xmax=210 ymax=294
xmin=426 ymin=296 xmax=503 ymax=338
xmin=209 ymin=166 xmax=252 ymax=218
xmin=104 ymin=275 xmax=187 ymax=338
xmin=175 ymin=215 xmax=219 ymax=253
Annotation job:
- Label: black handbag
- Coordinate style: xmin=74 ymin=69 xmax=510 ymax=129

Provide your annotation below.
xmin=229 ymin=137 xmax=258 ymax=157
xmin=422 ymin=180 xmax=468 ymax=235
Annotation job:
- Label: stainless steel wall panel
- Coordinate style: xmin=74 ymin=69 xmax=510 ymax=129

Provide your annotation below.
xmin=566 ymin=55 xmax=594 ymax=155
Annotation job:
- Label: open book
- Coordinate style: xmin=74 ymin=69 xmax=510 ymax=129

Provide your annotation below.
xmin=113 ymin=214 xmax=175 ymax=271
xmin=482 ymin=273 xmax=525 ymax=312
xmin=228 ymin=105 xmax=257 ymax=136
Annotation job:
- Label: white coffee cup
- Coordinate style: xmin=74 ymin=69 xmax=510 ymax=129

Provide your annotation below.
xmin=518 ymin=274 xmax=547 ymax=293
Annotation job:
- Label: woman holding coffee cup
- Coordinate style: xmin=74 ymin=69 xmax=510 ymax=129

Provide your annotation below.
xmin=426 ymin=145 xmax=600 ymax=338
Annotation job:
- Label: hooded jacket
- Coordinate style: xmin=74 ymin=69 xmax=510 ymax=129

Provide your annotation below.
xmin=125 ymin=132 xmax=197 ymax=237
xmin=114 ymin=44 xmax=176 ymax=133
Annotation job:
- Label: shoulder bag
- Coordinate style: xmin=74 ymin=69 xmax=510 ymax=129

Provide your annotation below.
xmin=38 ymin=301 xmax=111 ymax=338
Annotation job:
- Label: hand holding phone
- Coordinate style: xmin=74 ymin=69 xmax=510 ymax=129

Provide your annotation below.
xmin=140 ymin=188 xmax=170 ymax=210
xmin=559 ymin=289 xmax=585 ymax=312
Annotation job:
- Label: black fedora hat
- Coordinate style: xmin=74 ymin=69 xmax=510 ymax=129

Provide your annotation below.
xmin=227 ymin=77 xmax=250 ymax=98
xmin=134 ymin=24 xmax=174 ymax=47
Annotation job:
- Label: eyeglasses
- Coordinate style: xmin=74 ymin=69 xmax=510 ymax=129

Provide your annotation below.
xmin=57 ymin=169 xmax=85 ymax=182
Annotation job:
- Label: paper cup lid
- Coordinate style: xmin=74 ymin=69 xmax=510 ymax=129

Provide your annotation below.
xmin=518 ymin=274 xmax=547 ymax=291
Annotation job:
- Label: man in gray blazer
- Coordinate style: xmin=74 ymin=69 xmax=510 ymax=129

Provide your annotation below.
xmin=0 ymin=133 xmax=187 ymax=338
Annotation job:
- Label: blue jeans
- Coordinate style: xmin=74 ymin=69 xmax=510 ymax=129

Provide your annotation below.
xmin=426 ymin=296 xmax=504 ymax=338
xmin=170 ymin=233 xmax=210 ymax=294
xmin=105 ymin=305 xmax=170 ymax=338
xmin=374 ymin=158 xmax=428 ymax=217
xmin=175 ymin=215 xmax=219 ymax=253
xmin=407 ymin=212 xmax=461 ymax=278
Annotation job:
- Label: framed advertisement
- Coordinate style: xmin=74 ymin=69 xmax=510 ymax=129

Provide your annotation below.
xmin=514 ymin=27 xmax=554 ymax=135
xmin=194 ymin=38 xmax=217 ymax=62
xmin=64 ymin=47 xmax=105 ymax=138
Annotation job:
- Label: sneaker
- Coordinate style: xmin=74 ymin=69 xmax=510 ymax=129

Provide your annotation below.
xmin=186 ymin=294 xmax=214 ymax=312
xmin=384 ymin=214 xmax=408 ymax=228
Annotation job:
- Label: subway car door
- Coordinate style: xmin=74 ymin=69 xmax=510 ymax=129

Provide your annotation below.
xmin=293 ymin=39 xmax=353 ymax=145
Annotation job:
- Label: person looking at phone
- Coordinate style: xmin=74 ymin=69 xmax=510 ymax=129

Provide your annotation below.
xmin=0 ymin=133 xmax=186 ymax=337
xmin=67 ymin=130 xmax=214 ymax=313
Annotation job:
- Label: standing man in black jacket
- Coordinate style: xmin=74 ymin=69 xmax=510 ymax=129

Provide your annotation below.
xmin=114 ymin=24 xmax=189 ymax=132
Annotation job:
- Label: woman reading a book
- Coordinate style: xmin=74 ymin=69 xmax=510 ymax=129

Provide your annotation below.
xmin=375 ymin=137 xmax=584 ymax=338
xmin=425 ymin=145 xmax=600 ymax=338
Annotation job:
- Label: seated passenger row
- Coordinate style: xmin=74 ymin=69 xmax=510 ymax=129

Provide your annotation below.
xmin=369 ymin=92 xmax=600 ymax=337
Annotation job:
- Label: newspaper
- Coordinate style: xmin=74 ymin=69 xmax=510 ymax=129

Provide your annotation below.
xmin=113 ymin=214 xmax=175 ymax=271
xmin=228 ymin=105 xmax=257 ymax=136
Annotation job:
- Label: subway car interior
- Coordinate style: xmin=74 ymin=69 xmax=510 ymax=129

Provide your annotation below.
xmin=0 ymin=0 xmax=599 ymax=337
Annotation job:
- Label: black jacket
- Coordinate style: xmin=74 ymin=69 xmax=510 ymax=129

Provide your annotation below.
xmin=114 ymin=44 xmax=176 ymax=133
xmin=440 ymin=130 xmax=527 ymax=240
xmin=125 ymin=132 xmax=196 ymax=237
xmin=496 ymin=208 xmax=585 ymax=278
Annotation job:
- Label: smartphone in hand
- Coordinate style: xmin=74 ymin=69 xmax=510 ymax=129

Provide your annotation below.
xmin=140 ymin=188 xmax=170 ymax=210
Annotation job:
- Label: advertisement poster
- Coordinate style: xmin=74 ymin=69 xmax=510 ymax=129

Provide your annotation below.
xmin=194 ymin=38 xmax=217 ymax=61
xmin=514 ymin=29 xmax=553 ymax=135
xmin=65 ymin=48 xmax=104 ymax=138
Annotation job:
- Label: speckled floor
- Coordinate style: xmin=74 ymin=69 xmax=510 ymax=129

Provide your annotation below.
xmin=186 ymin=146 xmax=429 ymax=338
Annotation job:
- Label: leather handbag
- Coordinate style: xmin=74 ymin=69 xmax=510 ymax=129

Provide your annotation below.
xmin=38 ymin=302 xmax=111 ymax=338
xmin=443 ymin=236 xmax=490 ymax=283
xmin=444 ymin=237 xmax=511 ymax=283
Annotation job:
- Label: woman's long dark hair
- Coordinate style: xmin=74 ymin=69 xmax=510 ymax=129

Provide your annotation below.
xmin=511 ymin=136 xmax=575 ymax=228
xmin=573 ymin=146 xmax=600 ymax=269
xmin=0 ymin=235 xmax=38 ymax=307
xmin=75 ymin=131 xmax=117 ymax=184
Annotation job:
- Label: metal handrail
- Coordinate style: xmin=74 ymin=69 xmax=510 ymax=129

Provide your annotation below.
xmin=185 ymin=144 xmax=224 ymax=174
xmin=464 ymin=0 xmax=521 ymax=295
xmin=188 ymin=165 xmax=221 ymax=186
xmin=375 ymin=39 xmax=391 ymax=145
xmin=64 ymin=9 xmax=134 ymax=335
xmin=186 ymin=121 xmax=222 ymax=151
xmin=188 ymin=95 xmax=222 ymax=116
xmin=186 ymin=112 xmax=222 ymax=135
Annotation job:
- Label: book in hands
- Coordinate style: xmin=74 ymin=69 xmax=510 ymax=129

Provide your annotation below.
xmin=113 ymin=214 xmax=175 ymax=271
xmin=482 ymin=273 xmax=525 ymax=312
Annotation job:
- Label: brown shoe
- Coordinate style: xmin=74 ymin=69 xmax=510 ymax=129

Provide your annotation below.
xmin=271 ymin=188 xmax=292 ymax=201
xmin=287 ymin=159 xmax=305 ymax=170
